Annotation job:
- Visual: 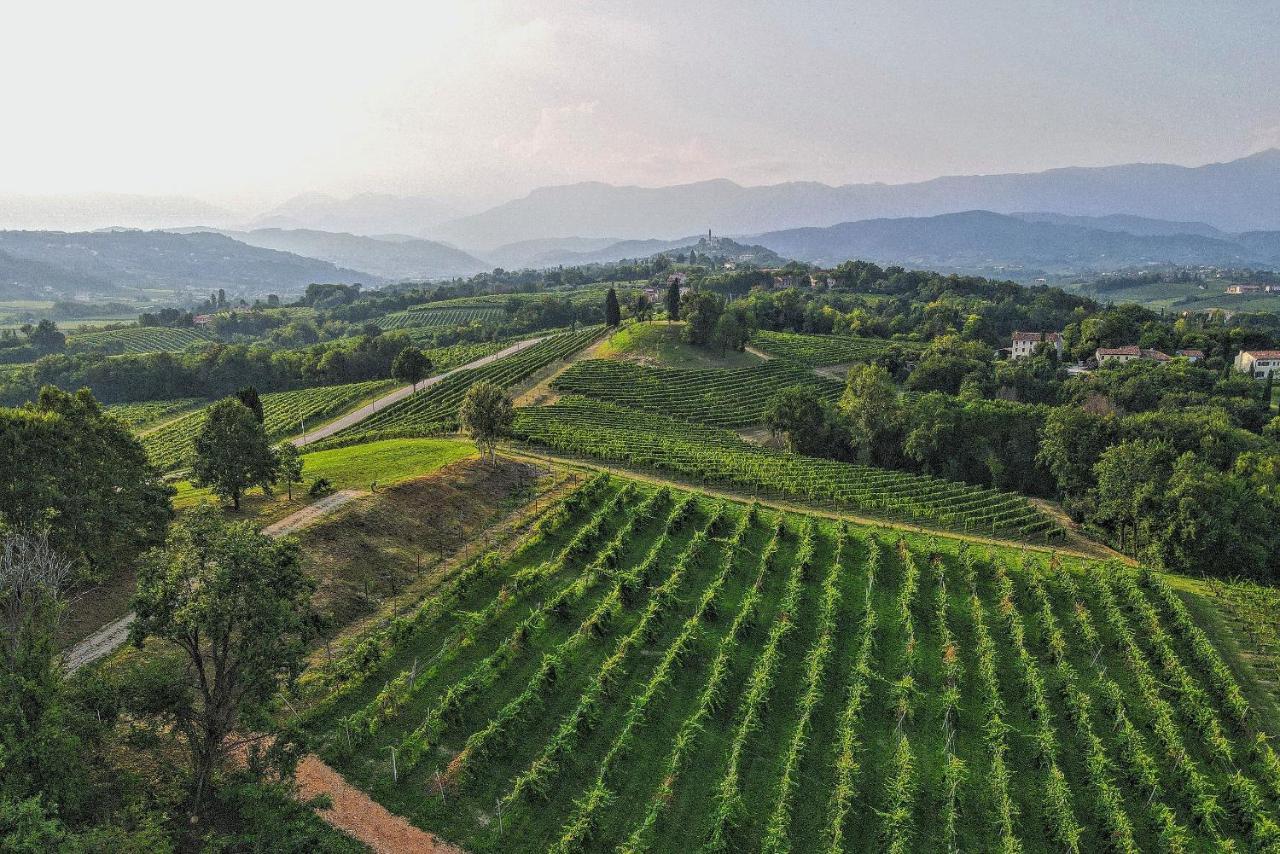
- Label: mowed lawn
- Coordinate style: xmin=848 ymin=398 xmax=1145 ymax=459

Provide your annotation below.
xmin=594 ymin=321 xmax=765 ymax=369
xmin=172 ymin=438 xmax=478 ymax=522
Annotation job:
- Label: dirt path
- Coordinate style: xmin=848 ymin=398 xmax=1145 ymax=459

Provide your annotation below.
xmin=65 ymin=490 xmax=366 ymax=674
xmin=502 ymin=445 xmax=1119 ymax=561
xmin=296 ymin=755 xmax=464 ymax=854
xmin=292 ymin=336 xmax=547 ymax=447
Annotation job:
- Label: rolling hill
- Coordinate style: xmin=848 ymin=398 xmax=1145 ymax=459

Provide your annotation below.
xmin=215 ymin=228 xmax=489 ymax=280
xmin=0 ymin=229 xmax=379 ymax=299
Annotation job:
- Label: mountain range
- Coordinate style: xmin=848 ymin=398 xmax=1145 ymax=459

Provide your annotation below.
xmin=428 ymin=149 xmax=1280 ymax=250
xmin=0 ymin=230 xmax=377 ymax=301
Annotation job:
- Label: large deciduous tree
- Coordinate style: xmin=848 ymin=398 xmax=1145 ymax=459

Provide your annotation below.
xmin=458 ymin=380 xmax=514 ymax=465
xmin=838 ymin=364 xmax=904 ymax=467
xmin=129 ymin=507 xmax=315 ymax=819
xmin=0 ymin=387 xmax=173 ymax=583
xmin=392 ymin=346 xmax=433 ymax=391
xmin=764 ymin=385 xmax=831 ymax=456
xmin=191 ymin=398 xmax=279 ymax=510
xmin=275 ymin=442 xmax=304 ymax=501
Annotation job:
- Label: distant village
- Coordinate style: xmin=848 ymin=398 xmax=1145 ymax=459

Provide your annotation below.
xmin=1004 ymin=328 xmax=1280 ymax=378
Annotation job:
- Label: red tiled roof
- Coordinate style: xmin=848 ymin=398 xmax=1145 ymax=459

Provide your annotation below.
xmin=1243 ymin=350 xmax=1280 ymax=359
xmin=1177 ymin=349 xmax=1204 ymax=358
xmin=1096 ymin=346 xmax=1140 ymax=356
xmin=1012 ymin=331 xmax=1062 ymax=343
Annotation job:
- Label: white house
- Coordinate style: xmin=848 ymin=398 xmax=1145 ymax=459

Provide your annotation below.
xmin=1010 ymin=331 xmax=1063 ymax=359
xmin=1235 ymin=350 xmax=1280 ymax=379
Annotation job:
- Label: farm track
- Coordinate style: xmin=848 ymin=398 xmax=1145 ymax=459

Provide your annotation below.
xmin=65 ymin=490 xmax=364 ymax=673
xmin=293 ymin=336 xmax=547 ymax=447
xmin=295 ymin=754 xmax=464 ymax=854
xmin=500 ymin=445 xmax=1125 ymax=561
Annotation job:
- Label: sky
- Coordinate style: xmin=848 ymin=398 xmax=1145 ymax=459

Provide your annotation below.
xmin=4 ymin=0 xmax=1280 ymax=214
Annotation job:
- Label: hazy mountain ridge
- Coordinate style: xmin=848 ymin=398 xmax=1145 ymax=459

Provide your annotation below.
xmin=746 ymin=210 xmax=1277 ymax=276
xmin=0 ymin=230 xmax=378 ymax=300
xmin=430 ymin=150 xmax=1280 ymax=249
xmin=211 ymin=228 xmax=488 ymax=280
xmin=248 ymin=193 xmax=466 ymax=236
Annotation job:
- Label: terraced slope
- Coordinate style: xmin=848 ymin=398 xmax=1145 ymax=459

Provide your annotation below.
xmin=299 ymin=476 xmax=1280 ymax=852
xmin=550 ymin=359 xmax=841 ymax=427
xmin=752 ymin=330 xmax=921 ymax=366
xmin=333 ymin=328 xmax=603 ymax=440
xmin=69 ymin=326 xmax=215 ymax=354
xmin=513 ymin=397 xmax=1059 ymax=539
xmin=376 ymin=307 xmax=507 ymax=330
xmin=142 ymin=380 xmax=394 ymax=470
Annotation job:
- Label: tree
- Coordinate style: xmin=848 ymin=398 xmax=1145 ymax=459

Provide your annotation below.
xmin=604 ymin=288 xmax=621 ymax=327
xmin=631 ymin=293 xmax=653 ymax=322
xmin=0 ymin=532 xmax=83 ymax=814
xmin=1093 ymin=439 xmax=1173 ymax=559
xmin=713 ymin=303 xmax=752 ymax=353
xmin=838 ymin=364 xmax=904 ymax=467
xmin=458 ymin=380 xmax=514 ymax=465
xmin=129 ymin=507 xmax=315 ymax=819
xmin=681 ymin=291 xmax=723 ymax=347
xmin=764 ymin=386 xmax=830 ymax=455
xmin=275 ymin=443 xmax=304 ymax=501
xmin=235 ymin=386 xmax=265 ymax=423
xmin=28 ymin=320 xmax=64 ymax=355
xmin=216 ymin=289 xmax=227 ymax=308
xmin=0 ymin=387 xmax=173 ymax=583
xmin=665 ymin=279 xmax=681 ymax=322
xmin=392 ymin=346 xmax=433 ymax=391
xmin=191 ymin=398 xmax=279 ymax=510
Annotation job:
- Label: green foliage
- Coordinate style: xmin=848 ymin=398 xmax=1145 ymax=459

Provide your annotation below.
xmin=191 ymin=397 xmax=280 ymax=510
xmin=129 ymin=507 xmax=316 ymax=817
xmin=458 ymin=380 xmax=514 ymax=463
xmin=0 ymin=387 xmax=173 ymax=582
xmin=553 ymin=359 xmax=839 ymax=429
xmin=604 ymin=289 xmax=621 ymax=327
xmin=752 ymin=330 xmax=919 ymax=367
xmin=275 ymin=443 xmax=304 ymax=500
xmin=391 ymin=346 xmax=433 ymax=389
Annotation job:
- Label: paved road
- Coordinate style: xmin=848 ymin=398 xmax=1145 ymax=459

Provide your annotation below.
xmin=291 ymin=335 xmax=547 ymax=447
xmin=64 ymin=490 xmax=364 ymax=674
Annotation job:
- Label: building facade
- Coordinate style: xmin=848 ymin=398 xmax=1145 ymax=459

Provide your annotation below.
xmin=1235 ymin=350 xmax=1280 ymax=379
xmin=1010 ymin=331 xmax=1063 ymax=359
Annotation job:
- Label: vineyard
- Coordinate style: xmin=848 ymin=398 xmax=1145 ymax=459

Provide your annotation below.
xmin=140 ymin=379 xmax=394 ymax=470
xmin=752 ymin=330 xmax=920 ymax=366
xmin=513 ymin=397 xmax=1059 ymax=539
xmin=301 ymin=476 xmax=1280 ymax=852
xmin=333 ymin=328 xmax=602 ymax=440
xmin=68 ymin=326 xmax=216 ymax=354
xmin=107 ymin=396 xmax=207 ymax=431
xmin=550 ymin=359 xmax=841 ymax=428
xmin=376 ymin=307 xmax=507 ymax=330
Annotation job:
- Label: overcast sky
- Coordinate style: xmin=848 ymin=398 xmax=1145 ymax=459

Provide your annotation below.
xmin=5 ymin=0 xmax=1279 ymax=212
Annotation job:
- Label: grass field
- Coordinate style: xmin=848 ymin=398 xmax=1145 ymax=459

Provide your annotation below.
xmin=594 ymin=322 xmax=765 ymax=369
xmin=551 ymin=358 xmax=841 ymax=427
xmin=299 ymin=476 xmax=1280 ymax=852
xmin=172 ymin=438 xmax=477 ymax=516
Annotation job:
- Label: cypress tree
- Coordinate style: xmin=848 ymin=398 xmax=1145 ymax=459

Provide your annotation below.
xmin=665 ymin=279 xmax=681 ymax=322
xmin=605 ymin=288 xmax=621 ymax=327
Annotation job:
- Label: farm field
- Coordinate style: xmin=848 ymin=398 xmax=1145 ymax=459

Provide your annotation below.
xmin=513 ymin=397 xmax=1059 ymax=539
xmin=142 ymin=379 xmax=395 ymax=470
xmin=334 ymin=327 xmax=602 ymax=440
xmin=376 ymin=307 xmax=508 ymax=330
xmin=751 ymin=329 xmax=922 ymax=366
xmin=551 ymin=358 xmax=841 ymax=427
xmin=302 ymin=475 xmax=1280 ymax=852
xmin=594 ymin=321 xmax=765 ymax=369
xmin=68 ymin=325 xmax=216 ymax=353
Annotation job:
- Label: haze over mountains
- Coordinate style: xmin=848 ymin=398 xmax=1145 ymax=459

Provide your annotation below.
xmin=7 ymin=150 xmax=1280 ymax=299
